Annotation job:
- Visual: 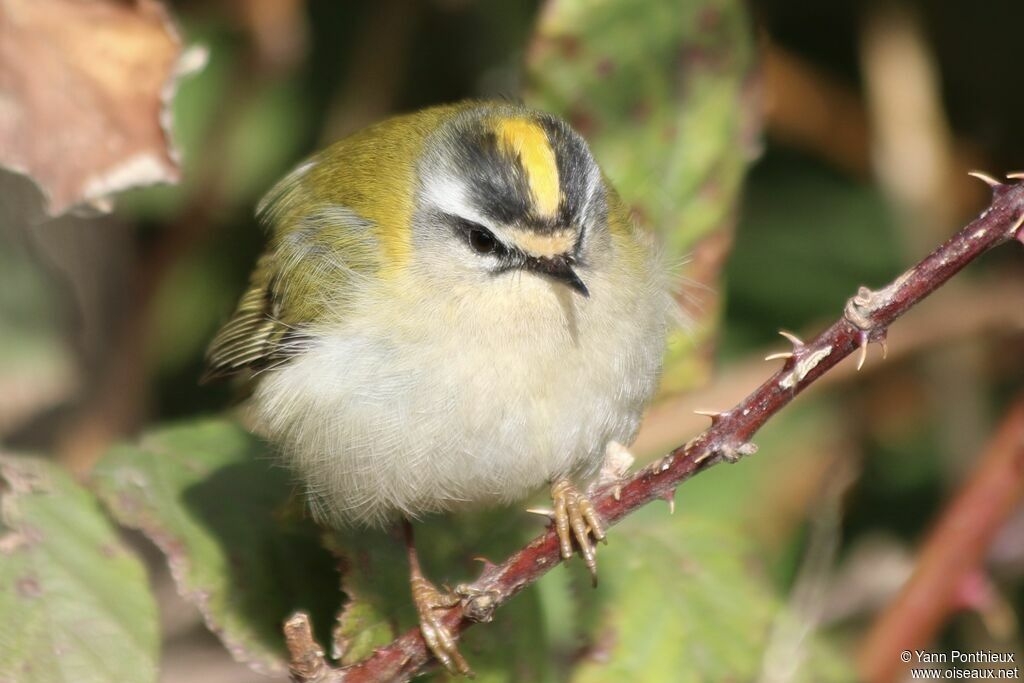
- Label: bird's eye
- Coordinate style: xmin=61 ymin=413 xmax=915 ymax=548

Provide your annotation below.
xmin=468 ymin=227 xmax=497 ymax=255
xmin=448 ymin=215 xmax=506 ymax=257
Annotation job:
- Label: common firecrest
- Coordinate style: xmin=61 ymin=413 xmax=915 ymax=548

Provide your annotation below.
xmin=204 ymin=100 xmax=676 ymax=674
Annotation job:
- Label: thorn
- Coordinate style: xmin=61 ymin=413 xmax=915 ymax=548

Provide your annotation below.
xmin=968 ymin=170 xmax=1002 ymax=188
xmin=658 ymin=489 xmax=676 ymax=513
xmin=778 ymin=330 xmax=804 ymax=347
xmin=764 ymin=351 xmax=794 ymax=362
xmin=693 ymin=409 xmax=727 ymax=426
xmin=472 ymin=556 xmax=496 ymax=571
xmin=1006 ymin=172 xmax=1024 ymax=180
xmin=856 ymin=342 xmax=868 ymax=371
xmin=855 ymin=331 xmax=871 ymax=371
xmin=694 ymin=449 xmax=716 ymax=465
xmin=526 ymin=508 xmax=555 ymax=520
xmin=1012 ymin=212 xmax=1024 ymax=242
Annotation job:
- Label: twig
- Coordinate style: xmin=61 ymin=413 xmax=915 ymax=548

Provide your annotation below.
xmin=288 ymin=178 xmax=1024 ymax=682
xmin=857 ymin=398 xmax=1024 ymax=683
xmin=286 ymin=613 xmax=344 ymax=683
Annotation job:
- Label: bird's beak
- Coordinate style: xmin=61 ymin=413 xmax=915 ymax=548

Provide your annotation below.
xmin=528 ymin=256 xmax=590 ymax=298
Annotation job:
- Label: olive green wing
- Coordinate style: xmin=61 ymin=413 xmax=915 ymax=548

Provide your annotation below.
xmin=202 ymin=172 xmax=380 ymax=383
xmin=201 ymin=254 xmax=292 ymax=382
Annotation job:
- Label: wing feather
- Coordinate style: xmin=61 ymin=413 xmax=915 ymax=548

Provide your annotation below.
xmin=201 ymin=163 xmax=380 ymax=383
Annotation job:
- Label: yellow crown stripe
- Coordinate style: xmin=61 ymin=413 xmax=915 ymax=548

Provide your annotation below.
xmin=494 ymin=118 xmax=560 ymax=219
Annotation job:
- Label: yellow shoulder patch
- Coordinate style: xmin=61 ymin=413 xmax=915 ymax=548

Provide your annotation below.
xmin=494 ymin=117 xmax=560 ymax=219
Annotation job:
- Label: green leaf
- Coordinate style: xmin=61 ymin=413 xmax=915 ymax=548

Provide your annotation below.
xmin=327 ymin=509 xmax=557 ymax=682
xmin=524 ymin=0 xmax=757 ymax=394
xmin=569 ymin=506 xmax=854 ymax=682
xmin=0 ymin=455 xmax=158 ymax=683
xmin=323 ymin=526 xmax=413 ymax=666
xmin=91 ymin=418 xmax=341 ymax=676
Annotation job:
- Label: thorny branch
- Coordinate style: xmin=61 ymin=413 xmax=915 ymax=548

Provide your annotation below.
xmin=286 ymin=176 xmax=1024 ymax=683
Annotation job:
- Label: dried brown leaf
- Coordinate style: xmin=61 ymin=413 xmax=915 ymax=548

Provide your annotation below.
xmin=0 ymin=0 xmax=193 ymax=215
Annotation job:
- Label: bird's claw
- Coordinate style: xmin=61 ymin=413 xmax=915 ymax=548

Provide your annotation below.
xmin=411 ymin=576 xmax=473 ymax=677
xmin=551 ymin=478 xmax=606 ymax=586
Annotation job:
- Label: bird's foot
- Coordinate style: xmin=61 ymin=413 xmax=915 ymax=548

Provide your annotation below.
xmin=551 ymin=478 xmax=606 ymax=586
xmin=411 ymin=575 xmax=473 ymax=677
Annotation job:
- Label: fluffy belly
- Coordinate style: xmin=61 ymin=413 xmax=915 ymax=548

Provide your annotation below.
xmin=251 ymin=266 xmax=670 ymax=528
xmin=251 ymin=323 xmax=651 ymax=528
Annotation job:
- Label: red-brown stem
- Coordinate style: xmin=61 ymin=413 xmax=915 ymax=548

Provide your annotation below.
xmin=297 ymin=179 xmax=1024 ymax=683
xmin=857 ymin=399 xmax=1024 ymax=683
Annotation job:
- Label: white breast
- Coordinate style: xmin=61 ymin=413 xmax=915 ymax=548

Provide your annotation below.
xmin=250 ymin=263 xmax=673 ymax=528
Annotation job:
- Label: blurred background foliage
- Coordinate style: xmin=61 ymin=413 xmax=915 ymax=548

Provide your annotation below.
xmin=2 ymin=0 xmax=1024 ymax=682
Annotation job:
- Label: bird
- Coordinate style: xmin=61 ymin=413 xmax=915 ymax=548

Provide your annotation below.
xmin=203 ymin=100 xmax=676 ymax=674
